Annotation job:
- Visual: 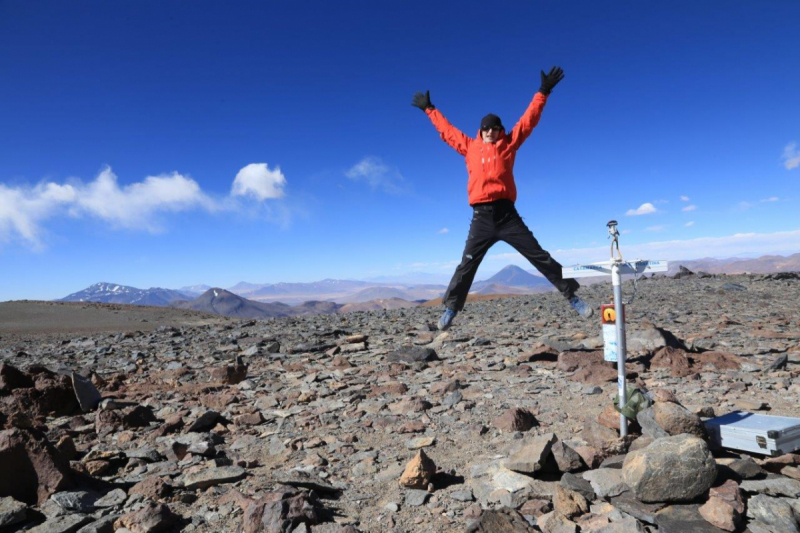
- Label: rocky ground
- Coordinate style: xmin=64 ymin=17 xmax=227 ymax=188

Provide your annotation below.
xmin=1 ymin=272 xmax=800 ymax=533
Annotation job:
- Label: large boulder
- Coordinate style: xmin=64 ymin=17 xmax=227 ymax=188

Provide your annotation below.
xmin=0 ymin=428 xmax=74 ymax=505
xmin=622 ymin=435 xmax=716 ymax=503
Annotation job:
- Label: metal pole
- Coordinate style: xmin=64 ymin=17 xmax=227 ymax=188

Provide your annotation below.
xmin=611 ymin=262 xmax=628 ymax=437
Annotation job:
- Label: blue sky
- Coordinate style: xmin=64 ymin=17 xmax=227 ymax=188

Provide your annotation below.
xmin=1 ymin=1 xmax=799 ymax=300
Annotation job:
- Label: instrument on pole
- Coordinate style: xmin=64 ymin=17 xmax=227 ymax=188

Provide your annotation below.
xmin=562 ymin=222 xmax=668 ymax=437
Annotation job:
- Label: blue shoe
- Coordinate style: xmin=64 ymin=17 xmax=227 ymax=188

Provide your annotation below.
xmin=569 ymin=296 xmax=594 ymax=319
xmin=438 ymin=308 xmax=458 ymax=331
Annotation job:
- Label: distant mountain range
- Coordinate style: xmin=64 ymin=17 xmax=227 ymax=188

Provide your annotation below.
xmin=171 ymin=289 xmax=417 ymax=319
xmin=668 ymin=253 xmax=800 ymax=275
xmin=60 ymin=283 xmax=193 ymax=306
xmin=57 ymin=253 xmax=800 ymax=318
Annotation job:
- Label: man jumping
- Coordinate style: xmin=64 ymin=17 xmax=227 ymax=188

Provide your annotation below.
xmin=412 ymin=66 xmax=593 ymax=331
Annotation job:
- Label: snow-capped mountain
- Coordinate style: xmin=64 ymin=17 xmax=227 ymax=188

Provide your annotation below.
xmin=60 ymin=282 xmax=191 ymax=306
xmin=179 ymin=284 xmax=213 ymax=296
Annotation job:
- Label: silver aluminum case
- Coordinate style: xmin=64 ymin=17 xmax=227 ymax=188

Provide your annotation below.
xmin=704 ymin=411 xmax=800 ymax=456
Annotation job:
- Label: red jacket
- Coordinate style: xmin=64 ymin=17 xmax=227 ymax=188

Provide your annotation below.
xmin=426 ymin=92 xmax=548 ymax=205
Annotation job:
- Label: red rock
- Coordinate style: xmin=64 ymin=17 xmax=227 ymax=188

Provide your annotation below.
xmin=430 ymin=379 xmax=460 ymax=395
xmin=519 ymin=498 xmax=552 ymax=518
xmin=699 ymin=482 xmax=743 ymax=532
xmin=598 ymin=405 xmax=623 ymax=430
xmin=4 ymin=372 xmax=78 ymax=422
xmin=0 ymin=428 xmax=74 ymax=505
xmin=582 ymin=420 xmax=619 ymax=449
xmin=95 ymin=409 xmax=123 ymax=437
xmin=234 ymin=412 xmax=265 ymax=426
xmin=369 ymin=382 xmax=408 ymax=396
xmin=493 ymin=408 xmax=538 ymax=433
xmin=652 ymin=402 xmax=706 ymax=439
xmin=210 ymin=360 xmax=248 ymax=385
xmin=652 ymin=389 xmax=679 ymax=403
xmin=553 ymin=484 xmax=589 ymax=519
xmin=573 ymin=446 xmax=601 ymax=469
xmin=54 ymin=436 xmax=77 ymax=461
xmin=84 ymin=460 xmax=111 ymax=476
xmin=332 ymin=355 xmax=353 ymax=368
xmin=114 ymin=502 xmax=178 ymax=533
xmin=129 ymin=476 xmax=171 ymax=500
xmin=149 ymin=414 xmax=185 ymax=439
xmin=463 ymin=504 xmax=482 ymax=519
xmin=398 ymin=421 xmax=426 ymax=434
xmin=709 ymin=480 xmax=744 ymax=512
xmin=240 ymin=491 xmax=322 ymax=533
xmin=122 ymin=405 xmax=157 ymax=428
xmin=0 ymin=364 xmax=33 ymax=392
xmin=597 ymin=405 xmax=641 ymax=433
xmin=200 ymin=391 xmax=239 ymax=411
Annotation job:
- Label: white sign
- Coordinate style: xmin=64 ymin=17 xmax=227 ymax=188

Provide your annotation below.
xmin=562 ymin=260 xmax=669 ymax=279
xmin=602 ymin=324 xmax=618 ymax=362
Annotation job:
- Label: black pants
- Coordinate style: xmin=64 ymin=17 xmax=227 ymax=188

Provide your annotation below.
xmin=443 ymin=199 xmax=579 ymax=312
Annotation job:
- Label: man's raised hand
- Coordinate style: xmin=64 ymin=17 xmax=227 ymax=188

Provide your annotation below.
xmin=539 ymin=66 xmax=564 ymax=95
xmin=411 ymin=90 xmax=434 ymax=111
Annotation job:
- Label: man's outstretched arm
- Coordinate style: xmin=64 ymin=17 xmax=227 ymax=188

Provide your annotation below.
xmin=508 ymin=66 xmax=565 ymax=150
xmin=412 ymin=90 xmax=471 ymax=156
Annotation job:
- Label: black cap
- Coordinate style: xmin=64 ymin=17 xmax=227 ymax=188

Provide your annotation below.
xmin=480 ymin=113 xmax=504 ymax=131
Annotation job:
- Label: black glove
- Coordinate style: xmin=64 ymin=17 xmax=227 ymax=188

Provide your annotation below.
xmin=411 ymin=90 xmax=434 ymax=111
xmin=539 ymin=66 xmax=564 ymax=95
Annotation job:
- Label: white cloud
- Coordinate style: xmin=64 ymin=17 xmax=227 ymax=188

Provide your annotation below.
xmin=685 ymin=221 xmax=695 ymax=227
xmin=645 ymin=225 xmax=665 ymax=232
xmin=682 ymin=204 xmax=697 ymax=212
xmin=738 ymin=201 xmax=752 ymax=210
xmin=231 ymin=163 xmax=286 ymax=201
xmin=680 ymin=195 xmax=690 ymax=202
xmin=72 ymin=167 xmax=215 ymax=230
xmin=0 ymin=182 xmax=75 ymax=247
xmin=760 ymin=197 xmax=779 ymax=202
xmin=2 ymin=162 xmax=294 ymax=248
xmin=438 ymin=228 xmax=449 ymax=234
xmin=485 ymin=229 xmax=800 ymax=266
xmin=1 ymin=167 xmax=215 ymax=246
xmin=626 ymin=203 xmax=657 ymax=216
xmin=783 ymin=142 xmax=800 ymax=170
xmin=345 ymin=156 xmax=407 ymax=194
